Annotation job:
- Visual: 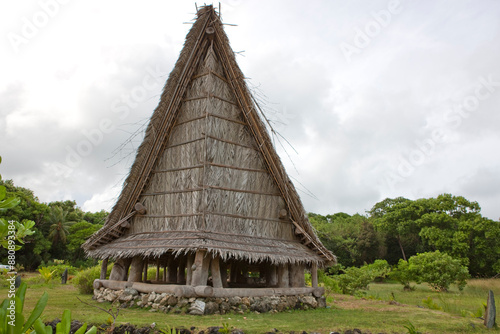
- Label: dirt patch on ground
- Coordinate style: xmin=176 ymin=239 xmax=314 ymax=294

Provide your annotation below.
xmin=330 ymin=294 xmax=412 ymax=312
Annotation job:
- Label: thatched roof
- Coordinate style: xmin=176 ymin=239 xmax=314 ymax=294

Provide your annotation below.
xmin=83 ymin=5 xmax=335 ymax=266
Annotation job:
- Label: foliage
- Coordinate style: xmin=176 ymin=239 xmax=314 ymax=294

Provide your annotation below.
xmin=318 ymin=269 xmax=340 ymax=294
xmin=368 ymin=194 xmax=500 ymax=277
xmin=0 ymin=281 xmax=48 ymax=334
xmin=309 ymin=213 xmax=385 ymax=266
xmin=0 ymin=177 xmax=107 ymax=270
xmin=73 ymin=262 xmax=113 ymax=294
xmin=390 ymin=259 xmax=415 ymax=291
xmin=34 ymin=309 xmax=97 ymax=334
xmin=332 ymin=261 xmax=391 ymax=295
xmin=363 ymin=259 xmax=391 ymax=281
xmin=0 ymin=219 xmax=35 ymax=251
xmin=421 ymin=296 xmax=442 ymax=310
xmin=335 ymin=266 xmax=374 ymax=295
xmin=409 ymin=251 xmax=469 ymax=292
xmin=403 ymin=321 xmax=422 ymax=334
xmin=40 ymin=263 xmax=78 ymax=279
xmin=38 ymin=267 xmax=56 ymax=284
xmin=47 ymin=206 xmax=76 ymax=245
xmin=83 ymin=210 xmax=108 ymax=225
xmin=369 ymin=197 xmax=424 ymax=262
xmin=0 ymin=159 xmax=36 ymax=252
xmin=67 ymin=222 xmax=101 ymax=263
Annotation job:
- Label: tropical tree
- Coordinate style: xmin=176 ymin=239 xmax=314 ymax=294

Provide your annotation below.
xmin=47 ymin=206 xmax=76 ymax=244
xmin=369 ymin=197 xmax=425 ymax=261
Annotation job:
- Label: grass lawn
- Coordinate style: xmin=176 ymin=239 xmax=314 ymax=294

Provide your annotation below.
xmin=365 ymin=279 xmax=500 ymax=319
xmin=1 ymin=276 xmax=498 ymax=334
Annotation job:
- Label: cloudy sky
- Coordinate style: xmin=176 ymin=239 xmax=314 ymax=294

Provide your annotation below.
xmin=1 ymin=0 xmax=499 ymax=220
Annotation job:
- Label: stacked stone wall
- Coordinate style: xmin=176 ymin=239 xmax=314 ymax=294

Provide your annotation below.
xmin=93 ymin=288 xmax=326 ymax=315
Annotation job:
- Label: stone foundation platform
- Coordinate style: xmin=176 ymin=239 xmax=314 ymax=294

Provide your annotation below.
xmin=93 ymin=287 xmax=327 ymax=315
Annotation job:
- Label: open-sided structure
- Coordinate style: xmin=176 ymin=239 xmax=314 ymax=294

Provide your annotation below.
xmin=83 ymin=5 xmax=335 ymax=299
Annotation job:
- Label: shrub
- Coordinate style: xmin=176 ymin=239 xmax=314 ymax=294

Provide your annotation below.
xmin=390 ymin=259 xmax=416 ymax=291
xmin=335 ymin=266 xmax=374 ymax=295
xmin=364 ymin=259 xmax=391 ymax=281
xmin=39 ymin=263 xmax=78 ymax=280
xmin=409 ymin=251 xmax=469 ymax=292
xmin=38 ymin=267 xmax=55 ymax=284
xmin=73 ymin=262 xmax=113 ymax=294
xmin=318 ymin=269 xmax=340 ymax=293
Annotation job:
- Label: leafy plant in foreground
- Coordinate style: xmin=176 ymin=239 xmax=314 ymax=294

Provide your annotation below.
xmin=0 ymin=281 xmax=48 ymax=334
xmin=34 ymin=309 xmax=97 ymax=334
xmin=403 ymin=321 xmax=422 ymax=334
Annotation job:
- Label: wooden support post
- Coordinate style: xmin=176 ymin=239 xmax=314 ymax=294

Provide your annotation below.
xmin=290 ymin=263 xmax=305 ymax=287
xmin=277 ymin=263 xmax=289 ymax=288
xmin=167 ymin=257 xmax=178 ymax=283
xmin=127 ymin=256 xmax=143 ymax=283
xmin=186 ymin=253 xmax=194 ymax=285
xmin=268 ymin=265 xmax=278 ymax=287
xmin=191 ymin=250 xmax=210 ymax=286
xmin=109 ymin=258 xmax=129 ymax=281
xmin=100 ymin=258 xmax=109 ymax=280
xmin=311 ymin=263 xmax=318 ymax=288
xmin=177 ymin=257 xmax=187 ymax=284
xmin=156 ymin=259 xmax=160 ymax=281
xmin=123 ymin=258 xmax=131 ymax=281
xmin=142 ymin=260 xmax=149 ymax=283
xmin=220 ymin=261 xmax=228 ymax=288
xmin=211 ymin=255 xmax=223 ymax=288
xmin=163 ymin=256 xmax=167 ymax=282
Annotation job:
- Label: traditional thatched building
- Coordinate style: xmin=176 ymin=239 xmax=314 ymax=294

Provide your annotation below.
xmin=83 ymin=5 xmax=335 ymax=299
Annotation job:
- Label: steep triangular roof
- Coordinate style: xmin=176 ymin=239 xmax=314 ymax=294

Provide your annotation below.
xmin=83 ymin=5 xmax=335 ymax=265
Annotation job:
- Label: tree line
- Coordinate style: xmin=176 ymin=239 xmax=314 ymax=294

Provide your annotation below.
xmin=0 ymin=179 xmax=106 ymax=270
xmin=1 ymin=176 xmax=499 ymax=277
xmin=309 ymin=194 xmax=500 ymax=277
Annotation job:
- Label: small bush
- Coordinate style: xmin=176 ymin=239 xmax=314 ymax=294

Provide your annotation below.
xmin=73 ymin=261 xmax=113 ymax=294
xmin=364 ymin=259 xmax=391 ymax=282
xmin=39 ymin=263 xmax=78 ymax=280
xmin=318 ymin=269 xmax=340 ymax=293
xmin=410 ymin=251 xmax=469 ymax=292
xmin=336 ymin=266 xmax=374 ymax=295
xmin=38 ymin=267 xmax=55 ymax=284
xmin=390 ymin=259 xmax=415 ymax=291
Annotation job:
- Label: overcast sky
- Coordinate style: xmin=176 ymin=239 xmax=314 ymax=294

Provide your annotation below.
xmin=1 ymin=0 xmax=499 ymax=220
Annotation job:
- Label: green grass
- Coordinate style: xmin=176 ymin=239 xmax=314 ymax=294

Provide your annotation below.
xmin=365 ymin=279 xmax=500 ymax=319
xmin=1 ymin=276 xmax=498 ymax=333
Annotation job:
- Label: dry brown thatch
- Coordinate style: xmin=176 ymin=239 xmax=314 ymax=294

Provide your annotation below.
xmin=82 ymin=5 xmax=335 ymax=266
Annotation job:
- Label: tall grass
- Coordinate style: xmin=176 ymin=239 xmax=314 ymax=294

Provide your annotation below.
xmin=366 ymin=279 xmax=499 ymax=318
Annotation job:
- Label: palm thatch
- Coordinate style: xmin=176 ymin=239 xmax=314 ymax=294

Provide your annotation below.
xmin=82 ymin=5 xmax=335 ymax=267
